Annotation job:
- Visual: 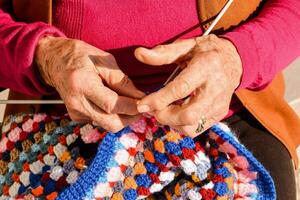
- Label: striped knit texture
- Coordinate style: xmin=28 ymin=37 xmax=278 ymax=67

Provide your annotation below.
xmin=0 ymin=114 xmax=275 ymax=200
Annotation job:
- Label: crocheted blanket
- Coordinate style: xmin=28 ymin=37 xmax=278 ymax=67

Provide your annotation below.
xmin=0 ymin=113 xmax=275 ymax=200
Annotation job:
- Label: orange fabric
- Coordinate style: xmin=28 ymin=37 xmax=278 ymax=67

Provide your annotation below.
xmin=31 ymin=186 xmax=44 ymax=197
xmin=144 ymin=149 xmax=155 ymax=163
xmin=46 ymin=192 xmax=58 ymax=200
xmin=154 ymin=139 xmax=165 ymax=153
xmin=197 ymin=0 xmax=263 ymax=31
xmin=59 ymin=151 xmax=71 ymax=163
xmin=75 ymin=157 xmax=86 ymax=170
xmin=111 ymin=193 xmax=124 ymax=200
xmin=133 ymin=162 xmax=147 ymax=175
xmin=1 ymin=0 xmax=299 ymax=168
xmin=124 ymin=177 xmax=138 ymax=189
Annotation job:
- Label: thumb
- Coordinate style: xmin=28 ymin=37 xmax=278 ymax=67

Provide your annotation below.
xmin=134 ymin=38 xmax=196 ymax=66
xmin=108 ymin=71 xmax=145 ymax=99
xmin=89 ymin=55 xmax=145 ymax=99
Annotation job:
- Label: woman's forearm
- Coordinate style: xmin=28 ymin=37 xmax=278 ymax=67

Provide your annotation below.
xmin=224 ymin=0 xmax=300 ymax=90
xmin=0 ymin=9 xmax=64 ymax=96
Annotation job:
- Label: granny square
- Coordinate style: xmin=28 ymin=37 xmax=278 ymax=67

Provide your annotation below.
xmin=0 ymin=114 xmax=275 ymax=200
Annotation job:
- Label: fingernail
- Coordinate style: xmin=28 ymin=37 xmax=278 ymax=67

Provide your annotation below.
xmin=137 ymin=104 xmax=150 ymax=113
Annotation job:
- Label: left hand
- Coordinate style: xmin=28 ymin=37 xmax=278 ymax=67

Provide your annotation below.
xmin=134 ymin=34 xmax=242 ymax=137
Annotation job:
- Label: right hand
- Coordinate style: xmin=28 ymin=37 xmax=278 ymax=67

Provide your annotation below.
xmin=35 ymin=36 xmax=145 ymax=132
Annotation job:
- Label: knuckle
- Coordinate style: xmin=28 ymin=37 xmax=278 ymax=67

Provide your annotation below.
xmin=118 ymin=75 xmax=131 ymax=88
xmin=207 ymin=34 xmax=218 ymax=42
xmin=144 ymin=95 xmax=166 ymax=111
xmin=171 ymin=79 xmax=192 ymax=99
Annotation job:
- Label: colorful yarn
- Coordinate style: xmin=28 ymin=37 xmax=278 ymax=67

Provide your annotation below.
xmin=0 ymin=114 xmax=275 ymax=199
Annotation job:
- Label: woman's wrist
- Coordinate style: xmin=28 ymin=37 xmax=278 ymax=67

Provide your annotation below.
xmin=218 ymin=37 xmax=243 ymax=90
xmin=195 ymin=35 xmax=243 ymax=90
xmin=35 ymin=36 xmax=65 ymax=88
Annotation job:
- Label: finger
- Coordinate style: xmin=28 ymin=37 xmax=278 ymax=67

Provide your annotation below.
xmin=134 ymin=39 xmax=196 ymax=66
xmin=67 ymin=110 xmax=91 ymax=123
xmin=109 ymin=73 xmax=145 ymax=99
xmin=92 ymin=114 xmax=141 ymax=132
xmin=153 ymin=80 xmax=232 ymax=126
xmin=172 ymin=118 xmax=215 ymax=138
xmin=137 ymin=63 xmax=206 ymax=112
xmin=65 ymin=97 xmax=93 ymax=123
xmin=85 ymin=75 xmax=139 ymax=115
xmin=89 ymin=55 xmax=145 ymax=99
xmin=84 ymin=98 xmax=141 ymax=133
xmin=172 ymin=125 xmax=201 ymax=138
xmin=172 ymin=96 xmax=231 ymax=138
xmin=153 ymin=88 xmax=212 ymax=126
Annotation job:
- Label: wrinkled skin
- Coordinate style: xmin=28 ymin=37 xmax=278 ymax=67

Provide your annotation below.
xmin=135 ymin=34 xmax=242 ymax=137
xmin=36 ymin=34 xmax=242 ymax=137
xmin=35 ymin=36 xmax=145 ymax=132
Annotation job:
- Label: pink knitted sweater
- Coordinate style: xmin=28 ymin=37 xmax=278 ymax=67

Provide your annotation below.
xmin=0 ymin=0 xmax=299 ymax=96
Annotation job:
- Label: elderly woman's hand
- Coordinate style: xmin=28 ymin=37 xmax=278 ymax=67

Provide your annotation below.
xmin=35 ymin=36 xmax=144 ymax=132
xmin=135 ymin=34 xmax=242 ymax=137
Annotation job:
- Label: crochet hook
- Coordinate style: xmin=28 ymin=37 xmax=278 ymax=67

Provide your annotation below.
xmin=163 ymin=0 xmax=234 ymax=86
xmin=0 ymin=0 xmax=233 ymax=105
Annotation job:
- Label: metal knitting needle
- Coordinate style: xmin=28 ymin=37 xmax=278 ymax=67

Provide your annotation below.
xmin=163 ymin=0 xmax=234 ymax=86
xmin=0 ymin=0 xmax=233 ymax=105
xmin=0 ymin=100 xmax=64 ymax=104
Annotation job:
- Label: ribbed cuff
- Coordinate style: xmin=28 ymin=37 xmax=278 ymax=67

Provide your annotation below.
xmin=53 ymin=0 xmax=83 ymax=39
